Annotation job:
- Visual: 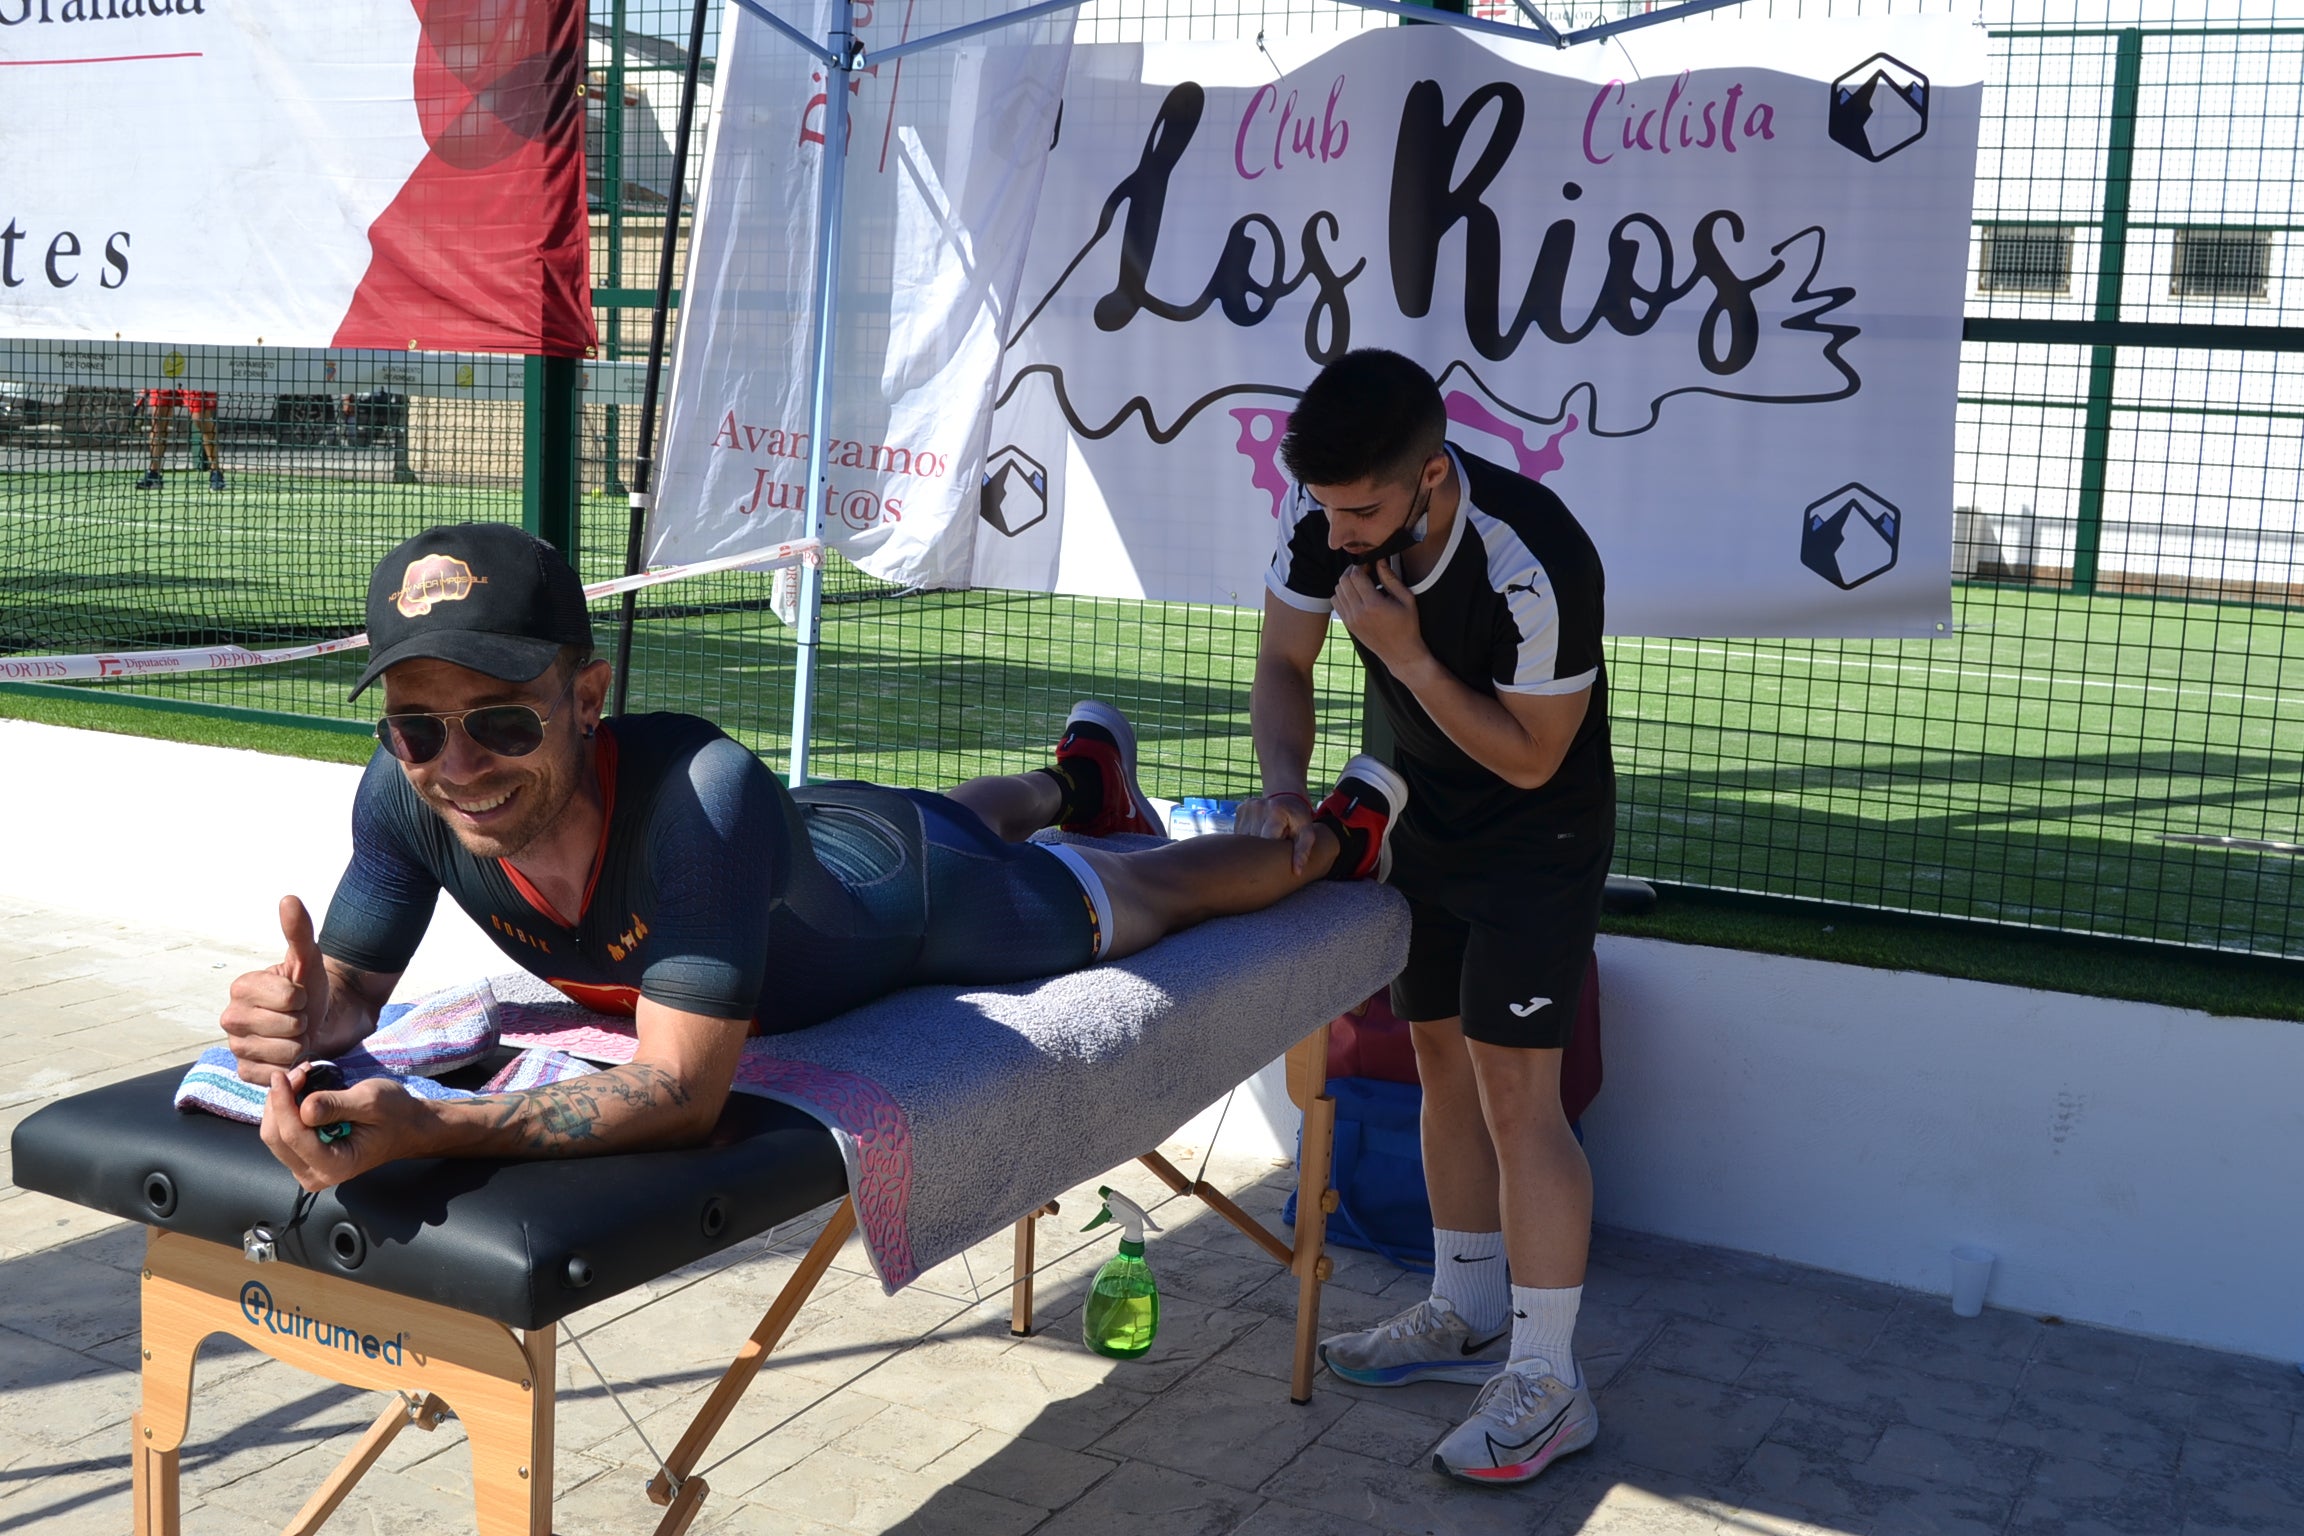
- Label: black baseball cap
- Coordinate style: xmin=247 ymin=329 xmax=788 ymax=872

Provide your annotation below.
xmin=351 ymin=523 xmax=594 ymax=699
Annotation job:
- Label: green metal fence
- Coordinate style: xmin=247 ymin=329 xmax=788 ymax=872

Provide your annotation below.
xmin=4 ymin=0 xmax=2303 ymax=962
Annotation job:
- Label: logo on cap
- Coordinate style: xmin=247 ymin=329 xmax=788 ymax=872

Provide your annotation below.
xmin=394 ymin=555 xmax=486 ymax=618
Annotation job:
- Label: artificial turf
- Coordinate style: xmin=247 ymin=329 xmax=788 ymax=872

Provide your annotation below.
xmin=6 ymin=466 xmax=2302 ymax=969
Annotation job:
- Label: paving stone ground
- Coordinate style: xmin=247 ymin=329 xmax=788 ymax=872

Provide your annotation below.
xmin=2 ymin=896 xmax=2298 ymax=1535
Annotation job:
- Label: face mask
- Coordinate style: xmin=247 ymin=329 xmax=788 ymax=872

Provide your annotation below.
xmin=1346 ymin=480 xmax=1432 ymax=567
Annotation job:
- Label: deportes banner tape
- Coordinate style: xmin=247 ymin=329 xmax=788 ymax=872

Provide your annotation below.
xmin=0 ymin=541 xmax=823 ymax=687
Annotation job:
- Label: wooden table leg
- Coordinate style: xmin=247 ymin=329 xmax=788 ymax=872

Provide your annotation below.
xmin=282 ymin=1394 xmax=445 ymax=1536
xmin=653 ymin=1474 xmax=712 ymax=1536
xmin=1011 ymin=1214 xmax=1038 ymax=1337
xmin=1290 ymin=1089 xmax=1338 ymax=1404
xmin=137 ymin=1228 xmax=551 ymax=1536
xmin=464 ymin=1326 xmax=554 ymax=1536
xmin=130 ymin=1412 xmax=179 ymax=1536
xmin=1284 ymin=1023 xmax=1337 ymax=1405
xmin=1009 ymin=1202 xmax=1058 ymax=1337
xmin=648 ymin=1198 xmax=857 ymax=1510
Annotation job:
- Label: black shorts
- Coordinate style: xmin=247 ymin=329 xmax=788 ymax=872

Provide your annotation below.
xmin=898 ymin=789 xmax=1100 ymax=983
xmin=1387 ymin=820 xmax=1612 ymax=1049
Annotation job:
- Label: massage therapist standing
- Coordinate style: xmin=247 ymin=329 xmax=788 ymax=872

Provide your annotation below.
xmin=1237 ymin=350 xmax=1616 ymax=1488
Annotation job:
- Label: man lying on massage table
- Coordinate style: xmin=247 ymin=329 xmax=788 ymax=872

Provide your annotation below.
xmin=224 ymin=521 xmax=1410 ymax=1194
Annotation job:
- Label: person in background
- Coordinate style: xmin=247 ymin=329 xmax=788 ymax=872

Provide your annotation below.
xmin=137 ymin=386 xmax=225 ymax=491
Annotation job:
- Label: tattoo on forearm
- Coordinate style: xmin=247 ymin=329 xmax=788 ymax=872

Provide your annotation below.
xmin=486 ymin=1063 xmax=696 ymax=1154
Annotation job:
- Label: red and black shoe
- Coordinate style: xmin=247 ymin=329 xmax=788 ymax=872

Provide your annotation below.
xmin=1313 ymin=755 xmax=1410 ymax=881
xmin=1054 ymin=701 xmax=1165 ymax=838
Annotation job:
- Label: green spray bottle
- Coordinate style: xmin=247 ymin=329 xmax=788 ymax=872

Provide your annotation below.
xmin=1081 ymin=1187 xmax=1161 ymax=1359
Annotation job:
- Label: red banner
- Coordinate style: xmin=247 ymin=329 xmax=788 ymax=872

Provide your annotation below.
xmin=1 ymin=0 xmax=596 ymax=358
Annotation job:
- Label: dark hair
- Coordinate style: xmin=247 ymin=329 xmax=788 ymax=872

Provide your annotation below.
xmin=555 ymin=642 xmax=596 ymax=681
xmin=1279 ymin=350 xmax=1446 ymax=489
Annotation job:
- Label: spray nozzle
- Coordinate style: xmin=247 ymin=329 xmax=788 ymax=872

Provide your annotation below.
xmin=1081 ymin=1186 xmax=1161 ymax=1244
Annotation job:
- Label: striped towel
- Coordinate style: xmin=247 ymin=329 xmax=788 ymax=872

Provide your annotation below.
xmin=174 ymin=978 xmax=601 ymax=1125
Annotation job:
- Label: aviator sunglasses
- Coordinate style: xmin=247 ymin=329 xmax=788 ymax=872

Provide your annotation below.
xmin=374 ymin=678 xmax=577 ymax=765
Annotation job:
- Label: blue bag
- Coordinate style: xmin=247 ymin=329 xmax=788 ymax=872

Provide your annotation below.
xmin=1283 ymin=1076 xmax=1435 ymax=1273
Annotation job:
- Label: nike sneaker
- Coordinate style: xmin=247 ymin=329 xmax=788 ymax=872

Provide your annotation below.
xmin=1431 ymin=1367 xmax=1599 ymax=1485
xmin=1312 ymin=754 xmax=1409 ymax=881
xmin=1319 ymin=1296 xmax=1508 ymax=1387
xmin=1054 ymin=700 xmax=1164 ymax=838
xmin=135 ymin=470 xmax=163 ymax=490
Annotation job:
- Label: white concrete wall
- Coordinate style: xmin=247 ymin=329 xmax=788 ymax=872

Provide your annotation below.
xmin=0 ymin=719 xmax=1296 ymax=1151
xmin=0 ymin=720 xmax=502 ymax=989
xmin=5 ymin=719 xmax=2298 ymax=1361
xmin=1586 ymin=935 xmax=2304 ymax=1366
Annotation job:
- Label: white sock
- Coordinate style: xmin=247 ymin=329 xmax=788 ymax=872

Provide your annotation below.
xmin=1508 ymin=1282 xmax=1583 ymax=1387
xmin=1429 ymin=1229 xmax=1508 ymax=1335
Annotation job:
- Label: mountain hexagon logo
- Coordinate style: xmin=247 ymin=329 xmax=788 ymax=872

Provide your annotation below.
xmin=1801 ymin=483 xmax=1901 ymax=590
xmin=1829 ymin=54 xmax=1929 ymax=163
xmin=980 ymin=445 xmax=1050 ymax=538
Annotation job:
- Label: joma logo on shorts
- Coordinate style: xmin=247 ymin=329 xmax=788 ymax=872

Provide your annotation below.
xmin=395 ymin=555 xmax=486 ymax=618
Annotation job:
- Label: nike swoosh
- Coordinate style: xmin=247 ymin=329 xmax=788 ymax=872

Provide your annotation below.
xmin=1462 ymin=1330 xmax=1510 ymax=1356
xmin=1487 ymin=1401 xmax=1575 ymax=1456
xmin=1508 ymin=997 xmax=1552 ymax=1018
xmin=1449 ymin=1254 xmax=1497 ymax=1263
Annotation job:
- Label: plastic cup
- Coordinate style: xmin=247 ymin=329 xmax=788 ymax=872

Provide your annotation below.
xmin=1950 ymin=1245 xmax=1995 ymax=1318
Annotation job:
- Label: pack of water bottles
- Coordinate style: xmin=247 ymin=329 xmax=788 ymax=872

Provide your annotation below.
xmin=1165 ymin=796 xmax=1241 ymax=838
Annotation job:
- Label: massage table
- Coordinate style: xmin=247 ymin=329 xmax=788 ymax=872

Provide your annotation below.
xmin=10 ymin=877 xmax=1408 ymax=1535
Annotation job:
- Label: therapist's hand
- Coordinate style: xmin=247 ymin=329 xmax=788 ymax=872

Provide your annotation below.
xmin=1234 ymin=791 xmax=1313 ymax=841
xmin=1333 ymin=561 xmax=1430 ymax=679
xmin=1234 ymin=791 xmax=1333 ymax=875
xmin=259 ymin=1066 xmax=425 ymax=1192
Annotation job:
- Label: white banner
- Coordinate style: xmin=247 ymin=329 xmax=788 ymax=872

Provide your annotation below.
xmin=646 ymin=0 xmax=1074 ymax=588
xmin=0 ymin=0 xmax=594 ymax=356
xmin=0 ymin=340 xmax=650 ymax=405
xmin=977 ymin=17 xmax=1982 ymax=635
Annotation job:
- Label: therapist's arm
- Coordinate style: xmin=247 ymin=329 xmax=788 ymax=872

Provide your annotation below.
xmin=1238 ymin=592 xmax=1331 ymax=837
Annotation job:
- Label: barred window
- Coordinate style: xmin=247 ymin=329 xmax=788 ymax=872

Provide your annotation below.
xmin=2171 ymin=228 xmax=2272 ymax=300
xmin=1977 ymin=224 xmax=2074 ymax=294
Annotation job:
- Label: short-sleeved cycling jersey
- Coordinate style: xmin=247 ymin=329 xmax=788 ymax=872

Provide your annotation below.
xmin=1265 ymin=443 xmax=1614 ymax=871
xmin=317 ymin=713 xmax=1095 ymax=1033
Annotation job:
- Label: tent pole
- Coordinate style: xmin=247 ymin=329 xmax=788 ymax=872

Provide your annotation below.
xmin=788 ymin=0 xmax=858 ymax=787
xmin=610 ymin=0 xmax=715 ymax=719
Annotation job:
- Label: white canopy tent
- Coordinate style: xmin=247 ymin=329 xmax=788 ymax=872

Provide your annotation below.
xmin=609 ymin=0 xmax=1755 ymax=783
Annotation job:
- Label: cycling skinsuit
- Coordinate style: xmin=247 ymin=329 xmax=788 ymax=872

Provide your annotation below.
xmin=318 ymin=713 xmax=1099 ymax=1033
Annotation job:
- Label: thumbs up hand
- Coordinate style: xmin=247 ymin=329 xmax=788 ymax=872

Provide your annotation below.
xmin=221 ymin=896 xmax=339 ymax=1086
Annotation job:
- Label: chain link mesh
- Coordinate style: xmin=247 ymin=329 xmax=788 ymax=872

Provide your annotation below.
xmin=3 ymin=0 xmax=2300 ymax=956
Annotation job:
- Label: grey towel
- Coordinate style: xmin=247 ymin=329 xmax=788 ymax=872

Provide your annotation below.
xmin=494 ymin=867 xmax=1408 ymax=1291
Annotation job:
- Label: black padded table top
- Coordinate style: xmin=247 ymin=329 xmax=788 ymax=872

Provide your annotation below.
xmin=11 ymin=1067 xmax=849 ymax=1330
